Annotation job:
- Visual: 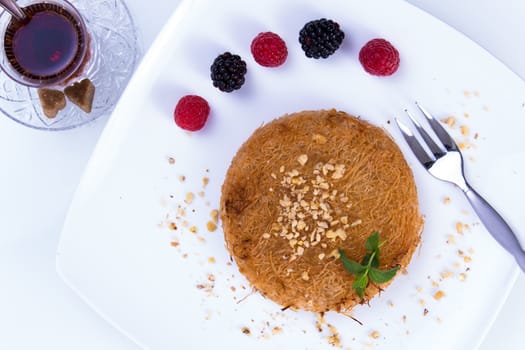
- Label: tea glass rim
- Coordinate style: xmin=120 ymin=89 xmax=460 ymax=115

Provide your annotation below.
xmin=0 ymin=0 xmax=89 ymax=88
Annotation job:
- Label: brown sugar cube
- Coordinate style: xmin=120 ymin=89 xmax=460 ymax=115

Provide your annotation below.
xmin=64 ymin=78 xmax=95 ymax=113
xmin=37 ymin=88 xmax=66 ymax=118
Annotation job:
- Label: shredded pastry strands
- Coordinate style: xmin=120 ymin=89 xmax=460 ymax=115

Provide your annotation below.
xmin=221 ymin=109 xmax=423 ymax=312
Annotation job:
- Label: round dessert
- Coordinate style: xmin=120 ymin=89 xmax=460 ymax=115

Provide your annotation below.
xmin=220 ymin=109 xmax=422 ymax=313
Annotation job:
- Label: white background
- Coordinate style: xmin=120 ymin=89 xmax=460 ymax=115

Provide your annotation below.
xmin=0 ymin=0 xmax=523 ymax=349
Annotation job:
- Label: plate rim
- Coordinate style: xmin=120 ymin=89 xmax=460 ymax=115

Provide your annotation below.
xmin=56 ymin=0 xmax=522 ymax=349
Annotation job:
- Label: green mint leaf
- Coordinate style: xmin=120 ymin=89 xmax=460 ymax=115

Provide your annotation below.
xmin=365 ymin=231 xmax=380 ymax=251
xmin=339 ymin=249 xmax=366 ymax=275
xmin=354 ymin=284 xmax=365 ymax=299
xmin=352 ymin=273 xmax=369 ymax=299
xmin=368 ymin=266 xmax=400 ymax=284
xmin=361 ymin=252 xmax=379 ymax=268
xmin=339 ymin=232 xmax=393 ymax=300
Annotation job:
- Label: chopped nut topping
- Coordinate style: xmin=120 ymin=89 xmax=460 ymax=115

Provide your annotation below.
xmin=168 ymin=222 xmax=177 ymax=230
xmin=440 ymin=271 xmax=454 ymax=279
xmin=441 ymin=116 xmax=456 ymax=128
xmin=178 ymin=175 xmax=186 ymax=182
xmin=456 ymin=222 xmax=464 ymax=234
xmin=202 ymin=177 xmax=209 ymax=187
xmin=168 ymin=157 xmax=175 ymax=164
xmin=370 ymin=330 xmax=380 ymax=339
xmin=210 ymin=209 xmax=219 ymax=223
xmin=459 ymin=141 xmax=474 ymax=150
xmin=350 ymin=219 xmax=362 ymax=227
xmin=312 ymin=133 xmax=327 ymax=144
xmin=326 ymin=228 xmax=346 ymax=241
xmin=328 ymin=249 xmax=340 ymax=259
xmin=301 ymin=271 xmax=310 ymax=280
xmin=331 ymin=164 xmax=345 ymax=179
xmin=433 ymin=290 xmax=445 ymax=300
xmin=268 ymin=160 xmax=351 ymax=260
xmin=297 ymin=154 xmax=308 ymax=166
xmin=184 ymin=192 xmax=194 ymax=204
xmin=327 ymin=324 xmax=342 ymax=348
xmin=189 ymin=226 xmax=197 ymax=233
xmin=279 ymin=195 xmax=292 ymax=207
xmin=206 ymin=221 xmax=217 ymax=232
xmin=460 ymin=125 xmax=469 ymax=136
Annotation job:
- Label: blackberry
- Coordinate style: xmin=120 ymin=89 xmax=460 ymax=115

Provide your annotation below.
xmin=299 ymin=18 xmax=345 ymax=59
xmin=210 ymin=52 xmax=247 ymax=92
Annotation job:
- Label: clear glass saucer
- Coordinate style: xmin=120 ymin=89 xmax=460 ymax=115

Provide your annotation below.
xmin=0 ymin=0 xmax=141 ymax=131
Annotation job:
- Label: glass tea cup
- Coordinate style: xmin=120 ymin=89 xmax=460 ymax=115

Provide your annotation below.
xmin=0 ymin=0 xmax=89 ymax=87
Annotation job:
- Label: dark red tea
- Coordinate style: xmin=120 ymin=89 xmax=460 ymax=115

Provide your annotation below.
xmin=3 ymin=3 xmax=86 ymax=81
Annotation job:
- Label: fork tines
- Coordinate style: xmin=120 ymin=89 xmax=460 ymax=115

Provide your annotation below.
xmin=395 ymin=102 xmax=459 ymax=166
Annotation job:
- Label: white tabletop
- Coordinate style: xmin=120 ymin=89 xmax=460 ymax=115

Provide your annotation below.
xmin=0 ymin=0 xmax=523 ymax=349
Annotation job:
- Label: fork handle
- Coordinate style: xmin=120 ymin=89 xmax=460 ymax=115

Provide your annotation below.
xmin=464 ymin=185 xmax=525 ymax=272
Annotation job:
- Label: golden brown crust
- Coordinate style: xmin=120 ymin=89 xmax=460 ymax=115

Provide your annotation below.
xmin=220 ymin=109 xmax=422 ymax=313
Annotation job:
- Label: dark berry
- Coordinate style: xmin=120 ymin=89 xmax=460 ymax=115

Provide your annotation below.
xmin=250 ymin=32 xmax=288 ymax=67
xmin=174 ymin=95 xmax=210 ymax=131
xmin=359 ymin=38 xmax=400 ymax=76
xmin=210 ymin=52 xmax=247 ymax=92
xmin=299 ymin=18 xmax=345 ymax=59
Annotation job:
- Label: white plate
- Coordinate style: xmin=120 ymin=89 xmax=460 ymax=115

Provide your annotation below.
xmin=57 ymin=0 xmax=525 ymax=349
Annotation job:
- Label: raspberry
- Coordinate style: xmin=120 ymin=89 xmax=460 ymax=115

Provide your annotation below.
xmin=359 ymin=38 xmax=400 ymax=76
xmin=174 ymin=95 xmax=210 ymax=131
xmin=210 ymin=52 xmax=247 ymax=92
xmin=299 ymin=18 xmax=345 ymax=59
xmin=250 ymin=32 xmax=288 ymax=67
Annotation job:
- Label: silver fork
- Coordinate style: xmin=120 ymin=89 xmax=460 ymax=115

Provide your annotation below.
xmin=396 ymin=102 xmax=525 ymax=272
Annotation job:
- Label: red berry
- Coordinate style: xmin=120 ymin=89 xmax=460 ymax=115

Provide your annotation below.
xmin=359 ymin=38 xmax=400 ymax=76
xmin=250 ymin=32 xmax=288 ymax=67
xmin=174 ymin=95 xmax=210 ymax=131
